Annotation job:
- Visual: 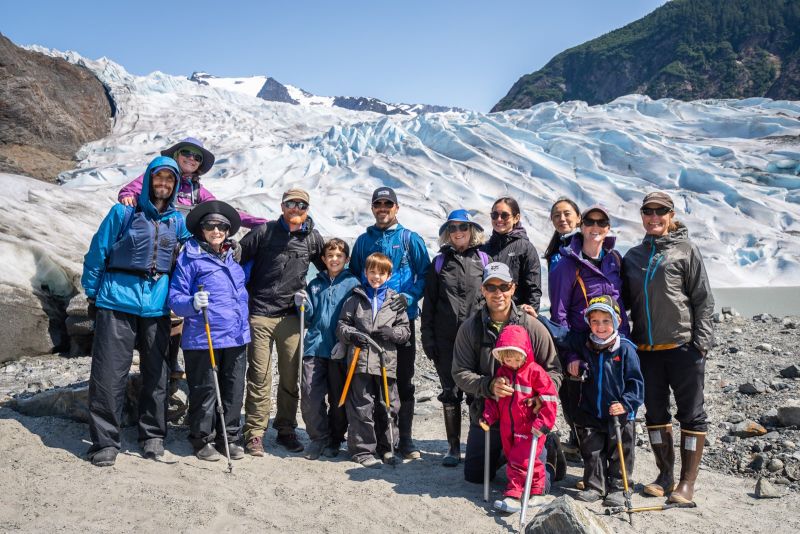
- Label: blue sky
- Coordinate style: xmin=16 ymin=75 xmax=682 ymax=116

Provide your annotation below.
xmin=4 ymin=1 xmax=667 ymax=111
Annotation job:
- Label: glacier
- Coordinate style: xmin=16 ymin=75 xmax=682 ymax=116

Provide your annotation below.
xmin=2 ymin=46 xmax=800 ymax=307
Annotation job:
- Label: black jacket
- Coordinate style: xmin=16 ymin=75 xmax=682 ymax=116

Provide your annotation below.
xmin=482 ymin=225 xmax=542 ymax=311
xmin=239 ymin=216 xmax=325 ymax=318
xmin=420 ymin=245 xmax=485 ymax=359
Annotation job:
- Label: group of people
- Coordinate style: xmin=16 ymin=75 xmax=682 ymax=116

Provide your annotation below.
xmin=81 ymin=137 xmax=715 ymax=515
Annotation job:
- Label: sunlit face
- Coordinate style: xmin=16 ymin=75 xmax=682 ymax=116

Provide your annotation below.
xmin=581 ymin=210 xmax=610 ymax=244
xmin=588 ymin=311 xmax=615 ymax=340
xmin=447 ymin=222 xmax=472 ymax=251
xmin=500 ymin=350 xmax=525 ymax=370
xmin=372 ymin=200 xmax=399 ymax=229
xmin=151 ymin=170 xmax=175 ymax=200
xmin=641 ymin=203 xmax=674 ymax=236
xmin=323 ymin=248 xmax=347 ymax=277
xmin=201 ymin=223 xmax=229 ymax=250
xmin=366 ymin=267 xmax=390 ymax=289
xmin=551 ymin=201 xmax=580 ymax=235
xmin=282 ymin=199 xmax=309 ymax=226
xmin=490 ymin=201 xmax=520 ymax=235
xmin=481 ymin=278 xmax=515 ymax=313
xmin=175 ymin=149 xmax=202 ymax=175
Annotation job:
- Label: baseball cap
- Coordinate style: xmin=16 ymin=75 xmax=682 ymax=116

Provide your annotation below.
xmin=482 ymin=262 xmax=514 ymax=284
xmin=371 ymin=187 xmax=398 ymax=205
xmin=282 ymin=188 xmax=310 ymax=204
xmin=641 ymin=191 xmax=674 ymax=210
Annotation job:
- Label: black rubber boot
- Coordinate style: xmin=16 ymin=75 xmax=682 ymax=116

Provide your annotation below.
xmin=441 ymin=403 xmax=461 ymax=467
xmin=398 ymin=400 xmax=420 ymax=460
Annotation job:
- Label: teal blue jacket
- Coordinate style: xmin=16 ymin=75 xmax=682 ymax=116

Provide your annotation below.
xmin=303 ymin=270 xmax=360 ymax=358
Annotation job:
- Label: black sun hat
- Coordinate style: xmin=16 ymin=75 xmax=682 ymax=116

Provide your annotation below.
xmin=161 ymin=137 xmax=216 ymax=176
xmin=186 ymin=200 xmax=241 ymax=236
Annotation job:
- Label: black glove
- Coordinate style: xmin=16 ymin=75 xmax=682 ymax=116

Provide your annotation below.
xmin=350 ymin=331 xmax=372 ymax=348
xmin=388 ymin=293 xmax=408 ymax=313
xmin=87 ymin=298 xmax=97 ymax=321
xmin=228 ymin=238 xmax=242 ymax=263
xmin=372 ymin=326 xmax=395 ymax=342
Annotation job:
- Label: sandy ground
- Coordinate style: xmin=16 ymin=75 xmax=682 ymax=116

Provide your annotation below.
xmin=1 ymin=404 xmax=799 ymax=534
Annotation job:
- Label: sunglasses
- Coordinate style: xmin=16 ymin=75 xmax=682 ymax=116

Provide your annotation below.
xmin=490 ymin=211 xmax=513 ymax=221
xmin=483 ymin=282 xmax=513 ymax=293
xmin=447 ymin=223 xmax=470 ymax=233
xmin=641 ymin=206 xmax=672 ymax=216
xmin=582 ymin=218 xmax=610 ymax=228
xmin=201 ymin=222 xmax=230 ymax=232
xmin=373 ymin=200 xmax=395 ymax=208
xmin=284 ymin=200 xmax=309 ymax=210
xmin=178 ymin=149 xmax=203 ymax=162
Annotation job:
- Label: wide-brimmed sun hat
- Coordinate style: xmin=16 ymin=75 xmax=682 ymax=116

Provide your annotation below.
xmin=161 ymin=137 xmax=216 ymax=176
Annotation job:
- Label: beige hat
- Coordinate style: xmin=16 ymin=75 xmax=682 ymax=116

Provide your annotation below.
xmin=642 ymin=191 xmax=674 ymax=210
xmin=282 ymin=188 xmax=310 ymax=204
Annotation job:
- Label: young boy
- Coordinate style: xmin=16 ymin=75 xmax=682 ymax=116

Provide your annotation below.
xmin=480 ymin=324 xmax=558 ymax=513
xmin=336 ymin=252 xmax=411 ymax=468
xmin=539 ymin=295 xmax=644 ymax=506
xmin=296 ymin=238 xmax=361 ymax=460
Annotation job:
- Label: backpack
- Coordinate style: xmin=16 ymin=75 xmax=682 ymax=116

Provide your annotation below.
xmin=434 ymin=249 xmax=490 ymax=274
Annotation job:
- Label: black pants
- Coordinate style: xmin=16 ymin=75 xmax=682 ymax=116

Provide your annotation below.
xmin=88 ymin=308 xmax=170 ymax=452
xmin=346 ymin=373 xmax=399 ymax=460
xmin=396 ymin=320 xmax=416 ymax=439
xmin=639 ymin=344 xmax=707 ymax=432
xmin=463 ymin=420 xmax=551 ymax=494
xmin=184 ymin=345 xmax=246 ymax=450
xmin=575 ymin=415 xmax=635 ymax=494
xmin=432 ymin=338 xmax=463 ymax=405
xmin=301 ymin=356 xmax=348 ymax=444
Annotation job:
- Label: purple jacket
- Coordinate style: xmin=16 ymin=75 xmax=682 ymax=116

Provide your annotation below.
xmin=168 ymin=238 xmax=251 ymax=350
xmin=548 ymin=234 xmax=630 ymax=351
xmin=118 ymin=173 xmax=266 ymax=229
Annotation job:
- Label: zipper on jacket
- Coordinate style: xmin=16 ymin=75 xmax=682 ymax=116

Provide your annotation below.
xmin=596 ymin=352 xmax=605 ymax=418
xmin=150 ymin=220 xmax=160 ymax=274
xmin=509 ymin=369 xmax=517 ymax=441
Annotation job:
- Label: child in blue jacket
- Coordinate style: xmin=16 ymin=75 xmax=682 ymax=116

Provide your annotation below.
xmin=296 ymin=238 xmax=360 ymax=460
xmin=539 ymin=295 xmax=644 ymax=507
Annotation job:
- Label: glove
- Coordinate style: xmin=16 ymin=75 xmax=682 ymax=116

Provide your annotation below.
xmin=193 ymin=290 xmax=210 ymax=311
xmin=229 ymin=238 xmax=242 ymax=263
xmin=388 ymin=293 xmax=408 ymax=313
xmin=294 ymin=290 xmax=307 ymax=307
xmin=350 ymin=331 xmax=372 ymax=349
xmin=372 ymin=326 xmax=395 ymax=342
xmin=87 ymin=298 xmax=97 ymax=321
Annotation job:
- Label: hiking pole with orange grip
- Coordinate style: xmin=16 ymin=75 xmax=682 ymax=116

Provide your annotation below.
xmin=198 ymin=284 xmax=233 ymax=473
xmin=338 ymin=346 xmax=362 ymax=407
xmin=366 ymin=336 xmax=395 ymax=467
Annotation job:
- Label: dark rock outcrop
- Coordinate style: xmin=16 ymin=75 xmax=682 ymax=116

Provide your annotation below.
xmin=0 ymin=33 xmax=113 ymax=181
xmin=256 ymin=77 xmax=299 ymax=104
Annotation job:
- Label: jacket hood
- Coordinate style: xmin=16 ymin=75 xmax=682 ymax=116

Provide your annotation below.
xmin=490 ymin=224 xmax=528 ymax=245
xmin=492 ymin=324 xmax=535 ymax=365
xmin=563 ymin=233 xmax=617 ymax=260
xmin=642 ymin=222 xmax=689 ymax=248
xmin=184 ymin=237 xmax=234 ymax=261
xmin=139 ymin=156 xmax=180 ymax=219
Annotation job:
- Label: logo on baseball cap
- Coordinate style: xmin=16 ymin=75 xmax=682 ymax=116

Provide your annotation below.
xmin=482 ymin=262 xmax=514 ymax=284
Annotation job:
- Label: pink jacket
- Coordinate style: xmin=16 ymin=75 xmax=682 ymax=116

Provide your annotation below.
xmin=118 ymin=174 xmax=266 ymax=229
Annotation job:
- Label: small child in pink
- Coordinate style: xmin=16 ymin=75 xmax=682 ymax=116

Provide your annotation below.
xmin=481 ymin=324 xmax=558 ymax=513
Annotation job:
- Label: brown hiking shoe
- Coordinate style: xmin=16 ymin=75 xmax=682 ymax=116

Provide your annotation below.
xmin=245 ymin=436 xmax=264 ymax=457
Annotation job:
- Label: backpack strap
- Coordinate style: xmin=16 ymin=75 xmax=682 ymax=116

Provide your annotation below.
xmin=434 ymin=253 xmax=445 ymax=274
xmin=574 ymin=268 xmax=589 ymax=307
xmin=477 ymin=250 xmax=490 ymax=267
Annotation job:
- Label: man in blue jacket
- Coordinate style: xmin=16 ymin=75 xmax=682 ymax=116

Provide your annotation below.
xmin=82 ymin=156 xmax=192 ymax=467
xmin=349 ymin=186 xmax=431 ymax=459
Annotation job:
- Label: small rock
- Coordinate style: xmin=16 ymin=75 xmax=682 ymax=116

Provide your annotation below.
xmin=768 ymin=458 xmax=785 ymax=472
xmin=415 ymin=390 xmax=436 ymax=403
xmin=752 ymin=440 xmax=765 ymax=453
xmin=721 ymin=435 xmax=738 ymax=444
xmin=785 ymin=464 xmax=800 ymax=481
xmin=728 ymin=346 xmax=740 ymax=354
xmin=718 ymin=379 xmax=730 ymax=388
xmin=731 ymin=420 xmax=767 ymax=439
xmin=722 ymin=385 xmax=737 ymax=394
xmin=770 ymin=381 xmax=789 ymax=391
xmin=713 ymin=312 xmax=724 ymax=323
xmin=761 ymin=408 xmax=779 ymax=426
xmin=727 ymin=412 xmax=745 ymax=424
xmin=739 ymin=380 xmax=768 ymax=394
xmin=778 ymin=401 xmax=800 ymax=426
xmin=755 ymin=343 xmax=773 ymax=352
xmin=755 ymin=476 xmax=782 ymax=498
xmin=781 ymin=440 xmax=796 ymax=450
xmin=774 ymin=477 xmax=791 ymax=485
xmin=524 ymin=495 xmax=612 ymax=533
xmin=783 ymin=318 xmax=798 ymax=329
xmin=1 ymin=364 xmax=18 ymax=374
xmin=780 ymin=364 xmax=800 ymax=379
xmin=764 ymin=431 xmax=782 ymax=440
xmin=732 ymin=327 xmax=743 ymax=334
xmin=749 ymin=453 xmax=768 ymax=470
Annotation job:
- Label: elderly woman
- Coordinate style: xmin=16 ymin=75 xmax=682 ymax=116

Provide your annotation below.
xmin=168 ymin=201 xmax=250 ymax=462
xmin=482 ymin=197 xmax=542 ymax=311
xmin=622 ymin=191 xmax=714 ymax=504
xmin=421 ymin=209 xmax=489 ymax=467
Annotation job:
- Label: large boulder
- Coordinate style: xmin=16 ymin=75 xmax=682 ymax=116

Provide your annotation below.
xmin=0 ymin=285 xmax=67 ymax=363
xmin=525 ymin=496 xmax=615 ymax=534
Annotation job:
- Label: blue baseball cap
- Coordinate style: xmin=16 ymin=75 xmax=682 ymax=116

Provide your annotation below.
xmin=438 ymin=209 xmax=484 ymax=236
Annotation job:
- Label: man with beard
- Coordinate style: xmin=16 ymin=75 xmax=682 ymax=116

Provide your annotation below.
xmin=82 ymin=156 xmax=192 ymax=467
xmin=240 ymin=188 xmax=325 ymax=456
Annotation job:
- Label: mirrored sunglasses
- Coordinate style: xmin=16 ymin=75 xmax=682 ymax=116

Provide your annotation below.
xmin=178 ymin=149 xmax=203 ymax=162
xmin=284 ymin=200 xmax=309 ymax=210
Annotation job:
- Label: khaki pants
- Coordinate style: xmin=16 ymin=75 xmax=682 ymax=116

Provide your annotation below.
xmin=243 ymin=314 xmax=301 ymax=441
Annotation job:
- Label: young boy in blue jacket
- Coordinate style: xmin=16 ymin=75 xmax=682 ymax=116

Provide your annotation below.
xmin=297 ymin=238 xmax=360 ymax=460
xmin=539 ymin=295 xmax=644 ymax=507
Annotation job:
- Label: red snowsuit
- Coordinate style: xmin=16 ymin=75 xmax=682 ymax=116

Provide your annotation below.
xmin=483 ymin=325 xmax=558 ymax=498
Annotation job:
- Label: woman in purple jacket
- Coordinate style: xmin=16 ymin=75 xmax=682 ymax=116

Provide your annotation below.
xmin=168 ymin=201 xmax=250 ymax=462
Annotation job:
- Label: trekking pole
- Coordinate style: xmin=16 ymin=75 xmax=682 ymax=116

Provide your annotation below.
xmin=605 ymin=502 xmax=696 ymax=515
xmin=298 ymin=296 xmax=305 ymax=384
xmin=519 ymin=433 xmax=540 ymax=532
xmin=367 ymin=337 xmax=396 ymax=468
xmin=338 ymin=346 xmax=362 ymax=407
xmin=198 ymin=284 xmax=233 ymax=474
xmin=479 ymin=420 xmax=491 ymax=502
xmin=613 ymin=415 xmax=633 ymax=526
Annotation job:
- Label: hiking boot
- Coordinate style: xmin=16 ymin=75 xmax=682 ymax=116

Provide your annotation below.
xmin=215 ymin=441 xmax=245 ymax=460
xmin=493 ymin=497 xmax=522 ymax=513
xmin=196 ymin=443 xmax=221 ymax=462
xmin=323 ymin=441 xmax=341 ymax=458
xmin=562 ymin=430 xmax=582 ymax=463
xmin=575 ymin=489 xmax=603 ymax=503
xmin=276 ymin=432 xmax=304 ymax=453
xmin=602 ymin=491 xmax=626 ymax=507
xmin=245 ymin=436 xmax=264 ymax=457
xmin=398 ymin=437 xmax=421 ymax=460
xmin=669 ymin=431 xmax=706 ymax=504
xmin=354 ymin=455 xmax=382 ymax=469
xmin=382 ymin=452 xmax=400 ymax=466
xmin=304 ymin=440 xmax=325 ymax=461
xmin=89 ymin=447 xmax=118 ymax=467
xmin=142 ymin=438 xmax=164 ymax=460
xmin=643 ymin=424 xmax=675 ymax=497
